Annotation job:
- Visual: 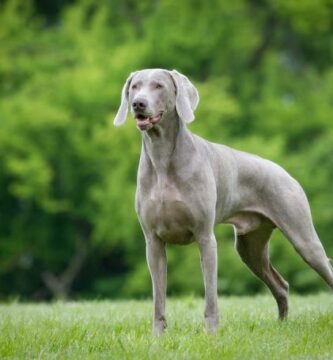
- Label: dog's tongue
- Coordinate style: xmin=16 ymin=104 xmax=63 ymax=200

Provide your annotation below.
xmin=136 ymin=117 xmax=150 ymax=125
xmin=136 ymin=117 xmax=153 ymax=130
xmin=136 ymin=114 xmax=161 ymax=130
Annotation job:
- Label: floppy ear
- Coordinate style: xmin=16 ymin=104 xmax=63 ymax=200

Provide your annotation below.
xmin=114 ymin=72 xmax=137 ymax=126
xmin=169 ymin=70 xmax=199 ymax=123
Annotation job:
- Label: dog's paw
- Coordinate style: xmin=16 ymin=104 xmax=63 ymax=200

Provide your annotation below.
xmin=205 ymin=315 xmax=219 ymax=334
xmin=153 ymin=318 xmax=167 ymax=337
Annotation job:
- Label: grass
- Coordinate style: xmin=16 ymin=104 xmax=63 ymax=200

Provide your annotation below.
xmin=0 ymin=294 xmax=332 ymax=359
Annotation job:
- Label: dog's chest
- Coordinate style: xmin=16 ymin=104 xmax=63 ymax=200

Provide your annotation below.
xmin=138 ymin=181 xmax=195 ymax=244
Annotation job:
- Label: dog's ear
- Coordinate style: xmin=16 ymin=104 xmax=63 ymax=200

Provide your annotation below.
xmin=169 ymin=70 xmax=199 ymax=123
xmin=114 ymin=72 xmax=137 ymax=126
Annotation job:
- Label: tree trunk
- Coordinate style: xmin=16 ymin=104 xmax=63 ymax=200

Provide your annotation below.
xmin=42 ymin=220 xmax=91 ymax=299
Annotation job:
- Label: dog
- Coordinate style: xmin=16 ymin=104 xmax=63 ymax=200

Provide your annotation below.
xmin=114 ymin=68 xmax=333 ymax=335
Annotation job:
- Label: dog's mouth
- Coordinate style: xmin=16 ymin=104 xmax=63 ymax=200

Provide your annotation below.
xmin=135 ymin=112 xmax=163 ymax=131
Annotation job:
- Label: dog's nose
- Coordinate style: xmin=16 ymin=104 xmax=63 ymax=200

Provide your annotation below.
xmin=132 ymin=98 xmax=148 ymax=111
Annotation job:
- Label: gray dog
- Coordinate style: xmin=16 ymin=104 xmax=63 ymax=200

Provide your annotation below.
xmin=114 ymin=69 xmax=333 ymax=336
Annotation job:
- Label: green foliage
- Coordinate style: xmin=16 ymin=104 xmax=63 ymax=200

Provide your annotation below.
xmin=0 ymin=0 xmax=332 ymax=299
xmin=0 ymin=295 xmax=332 ymax=359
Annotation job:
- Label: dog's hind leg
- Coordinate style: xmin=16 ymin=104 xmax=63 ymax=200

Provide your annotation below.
xmin=278 ymin=222 xmax=333 ymax=289
xmin=271 ymin=187 xmax=333 ymax=290
xmin=235 ymin=221 xmax=289 ymax=320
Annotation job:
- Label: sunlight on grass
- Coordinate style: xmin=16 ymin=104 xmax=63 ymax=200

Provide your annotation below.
xmin=0 ymin=294 xmax=332 ymax=359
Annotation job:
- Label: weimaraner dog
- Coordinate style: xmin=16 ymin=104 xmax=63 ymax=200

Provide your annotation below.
xmin=114 ymin=68 xmax=333 ymax=335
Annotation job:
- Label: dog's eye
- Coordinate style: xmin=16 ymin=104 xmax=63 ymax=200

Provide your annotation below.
xmin=131 ymin=84 xmax=138 ymax=90
xmin=155 ymin=83 xmax=163 ymax=89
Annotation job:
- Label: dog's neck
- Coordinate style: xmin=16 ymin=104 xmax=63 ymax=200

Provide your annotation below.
xmin=141 ymin=110 xmax=191 ymax=175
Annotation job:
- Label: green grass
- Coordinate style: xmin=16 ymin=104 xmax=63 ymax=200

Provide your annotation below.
xmin=0 ymin=294 xmax=332 ymax=359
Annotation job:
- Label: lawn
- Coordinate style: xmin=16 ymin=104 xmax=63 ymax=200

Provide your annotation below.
xmin=0 ymin=293 xmax=332 ymax=359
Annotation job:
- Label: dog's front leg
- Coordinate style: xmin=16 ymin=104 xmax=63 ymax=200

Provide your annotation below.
xmin=198 ymin=235 xmax=219 ymax=333
xmin=146 ymin=239 xmax=167 ymax=336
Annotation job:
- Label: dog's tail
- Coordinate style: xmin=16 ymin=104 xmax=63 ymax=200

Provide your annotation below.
xmin=328 ymin=258 xmax=333 ymax=290
xmin=329 ymin=258 xmax=333 ymax=271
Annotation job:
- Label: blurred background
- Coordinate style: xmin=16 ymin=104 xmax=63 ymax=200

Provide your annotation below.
xmin=0 ymin=0 xmax=332 ymax=300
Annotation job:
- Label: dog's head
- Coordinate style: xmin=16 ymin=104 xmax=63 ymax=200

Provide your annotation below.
xmin=113 ymin=69 xmax=199 ymax=131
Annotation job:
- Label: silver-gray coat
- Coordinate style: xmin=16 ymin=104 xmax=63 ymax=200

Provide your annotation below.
xmin=114 ymin=69 xmax=333 ymax=336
